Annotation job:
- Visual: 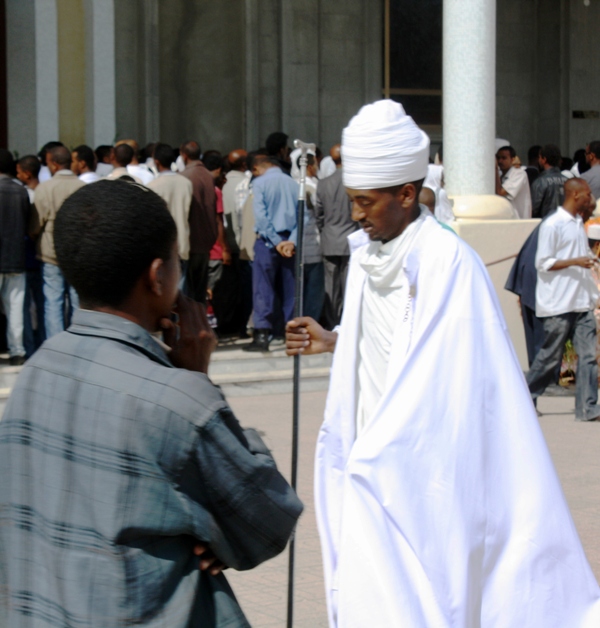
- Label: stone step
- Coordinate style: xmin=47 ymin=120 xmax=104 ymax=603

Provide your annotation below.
xmin=208 ymin=347 xmax=332 ymax=376
xmin=0 ymin=346 xmax=333 ymax=400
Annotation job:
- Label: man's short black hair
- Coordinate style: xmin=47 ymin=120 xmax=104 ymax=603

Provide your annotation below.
xmin=180 ymin=140 xmax=201 ymax=161
xmin=202 ymin=151 xmax=224 ymax=172
xmin=95 ymin=145 xmax=112 ymax=163
xmin=540 ymin=144 xmax=561 ymax=168
xmin=527 ymin=145 xmax=542 ymax=163
xmin=113 ymin=143 xmax=134 ymax=167
xmin=266 ymin=132 xmax=288 ymax=156
xmin=55 ymin=180 xmax=177 ymax=308
xmin=73 ymin=145 xmax=96 ymax=171
xmin=588 ymin=141 xmax=600 ymax=160
xmin=153 ymin=143 xmax=174 ymax=169
xmin=497 ymin=145 xmax=516 ymax=159
xmin=18 ymin=155 xmax=41 ymax=178
xmin=49 ymin=146 xmax=72 ymax=168
xmin=38 ymin=141 xmax=63 ymax=166
xmin=0 ymin=149 xmax=15 ymax=175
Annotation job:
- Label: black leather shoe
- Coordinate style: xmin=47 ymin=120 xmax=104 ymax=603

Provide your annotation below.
xmin=9 ymin=355 xmax=25 ymax=366
xmin=242 ymin=329 xmax=270 ymax=352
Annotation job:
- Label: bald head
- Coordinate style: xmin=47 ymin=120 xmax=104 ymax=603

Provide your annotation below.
xmin=564 ymin=177 xmax=594 ymax=220
xmin=228 ymin=149 xmax=248 ymax=171
xmin=48 ymin=146 xmax=72 ymax=173
xmin=330 ymin=143 xmax=341 ymax=166
xmin=419 ymin=186 xmax=436 ymax=214
xmin=180 ymin=140 xmax=201 ymax=163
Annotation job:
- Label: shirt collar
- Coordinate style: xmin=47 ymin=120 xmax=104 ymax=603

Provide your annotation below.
xmin=557 ymin=206 xmax=578 ymax=222
xmin=67 ymin=309 xmax=173 ymax=367
xmin=54 ymin=169 xmax=75 ymax=176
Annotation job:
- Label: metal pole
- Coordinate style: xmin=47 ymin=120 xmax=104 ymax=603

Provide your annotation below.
xmin=287 ymin=138 xmax=315 ymax=628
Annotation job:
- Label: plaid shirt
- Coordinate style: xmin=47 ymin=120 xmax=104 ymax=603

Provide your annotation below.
xmin=0 ymin=310 xmax=303 ymax=627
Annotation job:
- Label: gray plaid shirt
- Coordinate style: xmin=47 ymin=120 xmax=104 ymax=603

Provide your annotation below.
xmin=0 ymin=310 xmax=303 ymax=627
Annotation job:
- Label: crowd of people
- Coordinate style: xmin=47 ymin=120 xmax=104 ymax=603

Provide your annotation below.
xmin=2 ymin=129 xmax=598 ymax=365
xmin=0 ymin=132 xmax=362 ymax=362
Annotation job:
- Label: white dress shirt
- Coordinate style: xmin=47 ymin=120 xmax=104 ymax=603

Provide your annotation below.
xmin=95 ymin=163 xmax=113 ymax=178
xmin=535 ymin=207 xmax=598 ymax=317
xmin=126 ymin=164 xmax=155 ymax=186
xmin=78 ymin=172 xmax=101 ymax=184
xmin=501 ymin=166 xmax=532 ymax=219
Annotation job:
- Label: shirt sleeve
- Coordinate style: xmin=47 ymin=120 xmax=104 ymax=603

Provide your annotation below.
xmin=501 ymin=170 xmax=523 ymax=201
xmin=192 ymin=406 xmax=303 ymax=571
xmin=535 ymin=221 xmax=559 ymax=272
xmin=253 ymin=181 xmax=282 ymax=247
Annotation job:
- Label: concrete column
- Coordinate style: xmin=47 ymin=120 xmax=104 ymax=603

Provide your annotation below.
xmin=143 ymin=0 xmax=159 ymax=143
xmin=443 ymin=0 xmax=511 ymax=218
xmin=84 ymin=0 xmax=116 ymax=147
xmin=35 ymin=0 xmax=59 ymax=149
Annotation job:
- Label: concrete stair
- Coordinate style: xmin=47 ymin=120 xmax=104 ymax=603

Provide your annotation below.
xmin=0 ymin=341 xmax=333 ymax=406
xmin=209 ymin=340 xmax=332 ymax=397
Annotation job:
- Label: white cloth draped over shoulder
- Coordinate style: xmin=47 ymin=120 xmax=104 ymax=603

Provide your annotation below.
xmin=315 ymin=215 xmax=600 ymax=627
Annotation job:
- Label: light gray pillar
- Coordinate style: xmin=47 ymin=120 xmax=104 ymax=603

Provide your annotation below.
xmin=443 ymin=0 xmax=496 ymax=197
xmin=443 ymin=0 xmax=512 ymax=218
xmin=84 ymin=0 xmax=116 ymax=148
xmin=6 ymin=0 xmax=59 ymax=155
xmin=143 ymin=0 xmax=160 ymax=143
xmin=34 ymin=0 xmax=59 ymax=149
xmin=244 ymin=0 xmax=260 ymax=150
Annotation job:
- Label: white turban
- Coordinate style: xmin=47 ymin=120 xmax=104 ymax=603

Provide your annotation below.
xmin=342 ymin=100 xmax=430 ymax=189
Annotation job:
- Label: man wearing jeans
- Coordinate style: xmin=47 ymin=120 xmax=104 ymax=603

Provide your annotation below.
xmin=0 ymin=150 xmax=29 ymax=365
xmin=29 ymin=146 xmax=84 ymax=338
xmin=526 ymin=178 xmax=600 ymax=420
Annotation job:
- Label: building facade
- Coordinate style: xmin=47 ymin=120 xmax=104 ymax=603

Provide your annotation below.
xmin=1 ymin=0 xmax=600 ymax=160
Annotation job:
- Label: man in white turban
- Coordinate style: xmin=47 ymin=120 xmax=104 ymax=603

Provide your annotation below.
xmin=286 ymin=100 xmax=600 ymax=627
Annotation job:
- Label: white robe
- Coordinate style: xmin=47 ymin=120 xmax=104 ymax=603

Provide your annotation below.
xmin=315 ymin=215 xmax=600 ymax=627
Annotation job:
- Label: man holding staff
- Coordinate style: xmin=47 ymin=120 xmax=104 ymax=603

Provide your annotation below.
xmin=286 ymin=100 xmax=600 ymax=626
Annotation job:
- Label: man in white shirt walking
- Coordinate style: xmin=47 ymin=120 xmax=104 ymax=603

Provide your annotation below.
xmin=526 ymin=178 xmax=600 ymax=420
xmin=496 ymin=145 xmax=532 ymax=218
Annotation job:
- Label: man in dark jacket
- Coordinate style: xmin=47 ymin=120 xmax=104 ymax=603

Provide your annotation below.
xmin=0 ymin=149 xmax=30 ymax=364
xmin=0 ymin=180 xmax=302 ymax=627
xmin=314 ymin=146 xmax=358 ymax=329
xmin=180 ymin=140 xmax=218 ymax=303
xmin=531 ymin=144 xmax=566 ymax=218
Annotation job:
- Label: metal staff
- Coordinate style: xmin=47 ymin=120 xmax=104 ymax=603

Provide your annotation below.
xmin=287 ymin=138 xmax=315 ymax=628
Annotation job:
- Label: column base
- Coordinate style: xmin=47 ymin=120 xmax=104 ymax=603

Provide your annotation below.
xmin=450 ymin=194 xmax=515 ymax=220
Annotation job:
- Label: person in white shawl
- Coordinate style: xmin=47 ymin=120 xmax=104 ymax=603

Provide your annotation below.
xmin=286 ymin=99 xmax=600 ymax=627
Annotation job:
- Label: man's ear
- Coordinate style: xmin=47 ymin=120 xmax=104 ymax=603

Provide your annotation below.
xmin=397 ymin=183 xmax=418 ymax=208
xmin=147 ymin=257 xmax=165 ymax=296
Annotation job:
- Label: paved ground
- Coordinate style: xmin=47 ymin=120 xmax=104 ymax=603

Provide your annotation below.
xmin=226 ymin=390 xmax=600 ymax=628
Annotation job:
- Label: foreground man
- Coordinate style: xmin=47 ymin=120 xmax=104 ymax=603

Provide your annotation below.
xmin=0 ymin=180 xmax=302 ymax=626
xmin=286 ymin=100 xmax=600 ymax=626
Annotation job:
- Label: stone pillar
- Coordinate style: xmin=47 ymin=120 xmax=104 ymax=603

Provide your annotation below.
xmin=6 ymin=0 xmax=59 ymax=154
xmin=84 ymin=0 xmax=116 ymax=148
xmin=443 ymin=0 xmax=511 ymax=218
xmin=443 ymin=0 xmax=538 ymax=369
xmin=143 ymin=0 xmax=159 ymax=143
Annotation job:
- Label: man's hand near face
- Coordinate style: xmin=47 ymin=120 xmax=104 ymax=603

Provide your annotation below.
xmin=160 ymin=293 xmax=217 ymax=373
xmin=276 ymin=241 xmax=295 ymax=258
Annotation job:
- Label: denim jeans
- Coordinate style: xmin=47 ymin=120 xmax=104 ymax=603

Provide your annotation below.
xmin=252 ymin=238 xmax=295 ymax=330
xmin=526 ymin=311 xmax=600 ymax=420
xmin=23 ymin=268 xmax=46 ymax=357
xmin=42 ymin=263 xmax=79 ymax=339
xmin=0 ymin=273 xmax=26 ymax=357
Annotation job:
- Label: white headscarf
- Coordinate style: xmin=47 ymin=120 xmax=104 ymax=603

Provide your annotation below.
xmin=342 ymin=100 xmax=430 ymax=190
